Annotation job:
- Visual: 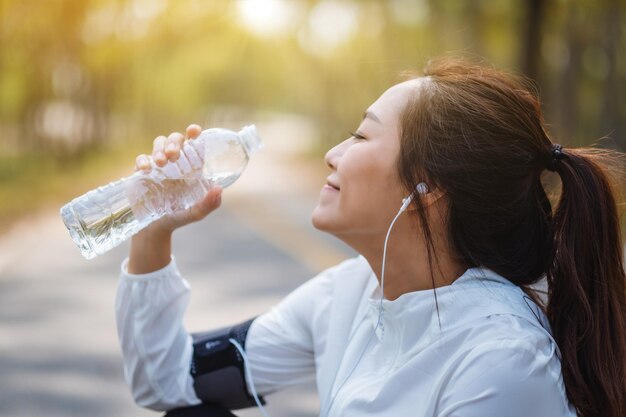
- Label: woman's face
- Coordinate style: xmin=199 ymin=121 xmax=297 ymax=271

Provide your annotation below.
xmin=312 ymin=80 xmax=423 ymax=238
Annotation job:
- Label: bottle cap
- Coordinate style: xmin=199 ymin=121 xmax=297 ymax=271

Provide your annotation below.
xmin=238 ymin=125 xmax=264 ymax=155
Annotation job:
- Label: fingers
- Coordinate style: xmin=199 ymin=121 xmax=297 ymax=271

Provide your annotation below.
xmin=164 ymin=132 xmax=185 ymax=162
xmin=187 ymin=187 xmax=222 ymax=222
xmin=152 ymin=187 xmax=222 ymax=233
xmin=151 ymin=125 xmax=202 ymax=168
xmin=152 ymin=132 xmax=182 ymax=167
xmin=135 ymin=154 xmax=152 ymax=171
xmin=152 ymin=135 xmax=167 ymax=166
xmin=186 ymin=124 xmax=202 ymax=139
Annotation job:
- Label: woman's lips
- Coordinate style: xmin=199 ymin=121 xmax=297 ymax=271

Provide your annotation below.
xmin=325 ymin=178 xmax=340 ymax=191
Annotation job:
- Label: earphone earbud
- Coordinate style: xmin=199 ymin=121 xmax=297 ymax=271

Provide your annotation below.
xmin=400 ymin=195 xmax=413 ymax=211
xmin=323 ymin=180 xmax=429 ymax=416
xmin=400 ymin=182 xmax=429 ymax=212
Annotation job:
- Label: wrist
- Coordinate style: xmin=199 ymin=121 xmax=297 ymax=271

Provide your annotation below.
xmin=128 ymin=228 xmax=173 ymax=274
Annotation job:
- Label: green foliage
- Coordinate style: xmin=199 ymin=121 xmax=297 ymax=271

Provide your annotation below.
xmin=0 ymin=0 xmax=624 ymax=225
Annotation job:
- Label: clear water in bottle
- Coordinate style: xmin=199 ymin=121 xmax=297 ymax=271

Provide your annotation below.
xmin=60 ymin=125 xmax=262 ymax=259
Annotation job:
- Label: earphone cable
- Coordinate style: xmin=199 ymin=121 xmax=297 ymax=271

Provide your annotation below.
xmin=378 ymin=205 xmax=407 ymax=333
xmin=229 ymin=338 xmax=271 ymax=417
xmin=321 ymin=199 xmax=409 ymax=416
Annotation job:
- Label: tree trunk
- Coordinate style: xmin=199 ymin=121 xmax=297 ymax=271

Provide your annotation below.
xmin=601 ymin=0 xmax=623 ymax=149
xmin=559 ymin=4 xmax=583 ymax=145
xmin=521 ymin=0 xmax=547 ymax=82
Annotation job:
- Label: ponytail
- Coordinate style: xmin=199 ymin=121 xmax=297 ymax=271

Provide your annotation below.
xmin=547 ymin=148 xmax=626 ymax=417
xmin=397 ymin=58 xmax=626 ymax=416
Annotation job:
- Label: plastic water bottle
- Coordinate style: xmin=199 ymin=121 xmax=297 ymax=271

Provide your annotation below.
xmin=60 ymin=125 xmax=262 ymax=259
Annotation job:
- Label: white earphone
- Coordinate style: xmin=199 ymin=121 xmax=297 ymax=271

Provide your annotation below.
xmin=321 ymin=180 xmax=430 ymax=416
xmin=416 ymin=182 xmax=429 ymax=195
xmin=400 ymin=182 xmax=429 ymax=212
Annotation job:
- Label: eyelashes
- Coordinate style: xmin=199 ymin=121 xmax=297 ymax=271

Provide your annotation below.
xmin=349 ymin=131 xmax=366 ymax=140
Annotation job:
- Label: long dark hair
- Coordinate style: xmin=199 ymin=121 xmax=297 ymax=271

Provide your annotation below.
xmin=398 ymin=58 xmax=626 ymax=417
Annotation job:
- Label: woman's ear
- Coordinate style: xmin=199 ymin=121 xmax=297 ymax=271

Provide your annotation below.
xmin=408 ymin=185 xmax=445 ymax=209
xmin=421 ymin=187 xmax=446 ymax=207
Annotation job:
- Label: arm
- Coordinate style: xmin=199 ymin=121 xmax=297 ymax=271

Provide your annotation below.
xmin=116 ymin=124 xmax=223 ymax=410
xmin=116 ymin=257 xmax=200 ymax=411
xmin=116 ymin=256 xmax=332 ymax=411
xmin=117 ymin=257 xmax=262 ymax=411
xmin=118 ymin=124 xmax=331 ymax=411
xmin=128 ymin=123 xmax=223 ymax=275
xmin=127 ymin=226 xmax=172 ymax=273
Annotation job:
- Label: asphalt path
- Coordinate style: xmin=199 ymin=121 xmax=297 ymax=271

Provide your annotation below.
xmin=0 ymin=148 xmax=356 ymax=417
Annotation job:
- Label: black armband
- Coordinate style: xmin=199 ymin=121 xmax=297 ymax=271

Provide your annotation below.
xmin=190 ymin=318 xmax=265 ymax=410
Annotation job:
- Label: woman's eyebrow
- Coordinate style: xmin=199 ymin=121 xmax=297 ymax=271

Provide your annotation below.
xmin=363 ymin=110 xmax=382 ymax=125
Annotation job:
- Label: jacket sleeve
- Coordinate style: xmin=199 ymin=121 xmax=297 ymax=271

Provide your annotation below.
xmin=115 ymin=256 xmax=334 ymax=411
xmin=244 ymin=266 xmax=334 ymax=395
xmin=115 ymin=257 xmax=201 ymax=411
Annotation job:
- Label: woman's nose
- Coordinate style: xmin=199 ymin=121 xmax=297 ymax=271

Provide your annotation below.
xmin=324 ymin=139 xmax=348 ymax=170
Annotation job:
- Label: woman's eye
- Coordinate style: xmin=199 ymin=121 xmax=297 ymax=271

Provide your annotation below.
xmin=349 ymin=131 xmax=366 ymax=140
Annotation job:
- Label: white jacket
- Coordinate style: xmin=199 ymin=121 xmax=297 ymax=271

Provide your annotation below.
xmin=116 ymin=255 xmax=578 ymax=416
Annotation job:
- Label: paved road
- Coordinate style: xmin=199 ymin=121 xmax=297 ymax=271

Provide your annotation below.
xmin=0 ymin=147 xmax=355 ymax=417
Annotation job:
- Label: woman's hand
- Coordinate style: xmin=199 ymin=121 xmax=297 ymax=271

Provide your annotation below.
xmin=135 ymin=124 xmax=223 ymax=234
xmin=128 ymin=124 xmax=223 ymax=274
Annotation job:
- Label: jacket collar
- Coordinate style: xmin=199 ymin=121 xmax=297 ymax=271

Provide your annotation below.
xmin=366 ymin=267 xmax=552 ymax=349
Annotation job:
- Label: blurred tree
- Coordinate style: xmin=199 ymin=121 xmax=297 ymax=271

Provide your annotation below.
xmin=0 ymin=0 xmax=624 ymax=178
xmin=559 ymin=2 xmax=584 ymax=145
xmin=522 ymin=0 xmax=547 ymax=82
xmin=601 ymin=0 xmax=623 ymax=148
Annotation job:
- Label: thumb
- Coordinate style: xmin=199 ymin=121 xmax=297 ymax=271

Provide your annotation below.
xmin=188 ymin=186 xmax=222 ymax=221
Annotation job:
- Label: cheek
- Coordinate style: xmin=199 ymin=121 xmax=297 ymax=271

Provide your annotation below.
xmin=342 ymin=180 xmax=397 ymax=224
xmin=337 ymin=154 xmax=402 ymax=225
xmin=313 ymin=143 xmax=406 ymax=234
xmin=339 ymin=147 xmax=379 ymax=189
xmin=340 ymin=147 xmax=400 ymax=202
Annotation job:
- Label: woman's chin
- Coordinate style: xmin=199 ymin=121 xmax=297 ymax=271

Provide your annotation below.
xmin=311 ymin=206 xmax=334 ymax=232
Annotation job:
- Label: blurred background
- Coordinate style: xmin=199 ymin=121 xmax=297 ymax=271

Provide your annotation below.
xmin=0 ymin=0 xmax=624 ymax=416
xmin=0 ymin=0 xmax=624 ymax=227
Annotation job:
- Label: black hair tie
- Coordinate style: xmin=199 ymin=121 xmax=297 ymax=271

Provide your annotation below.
xmin=546 ymin=144 xmax=564 ymax=172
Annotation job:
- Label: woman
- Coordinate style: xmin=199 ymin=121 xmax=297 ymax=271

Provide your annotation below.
xmin=116 ymin=58 xmax=626 ymax=417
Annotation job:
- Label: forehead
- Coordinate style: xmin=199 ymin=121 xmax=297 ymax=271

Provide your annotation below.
xmin=367 ymin=78 xmax=425 ymax=127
